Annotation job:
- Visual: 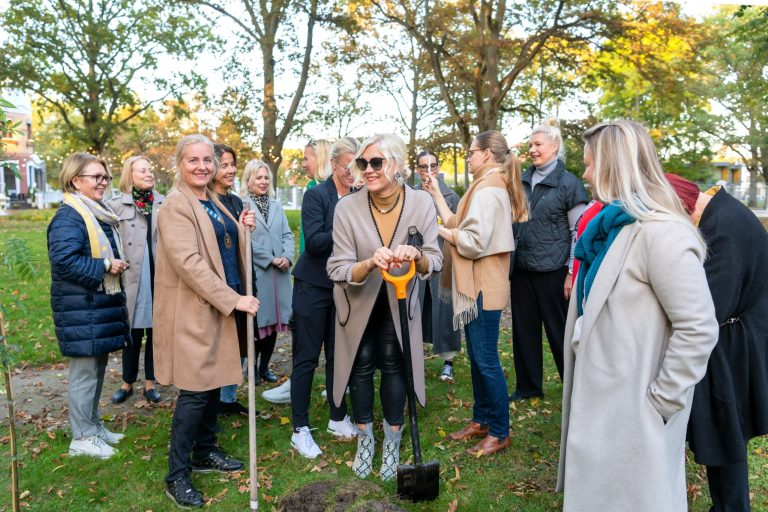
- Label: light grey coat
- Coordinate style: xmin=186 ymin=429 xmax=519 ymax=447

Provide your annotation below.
xmin=327 ymin=186 xmax=443 ymax=408
xmin=245 ymin=195 xmax=294 ymax=329
xmin=107 ymin=190 xmax=165 ymax=326
xmin=557 ymin=219 xmax=718 ymax=511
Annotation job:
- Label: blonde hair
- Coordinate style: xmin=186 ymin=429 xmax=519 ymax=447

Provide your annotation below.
xmin=352 ymin=133 xmax=410 ymax=185
xmin=59 ymin=153 xmax=110 ymax=193
xmin=531 ymin=117 xmax=566 ymax=162
xmin=331 ymin=136 xmax=360 ymax=165
xmin=242 ymin=159 xmax=274 ymax=197
xmin=173 ymin=134 xmax=214 ymax=187
xmin=473 ymin=131 xmax=529 ymax=222
xmin=309 ymin=139 xmax=333 ymax=181
xmin=582 ymin=120 xmax=690 ymax=224
xmin=119 ymin=155 xmax=152 ymax=193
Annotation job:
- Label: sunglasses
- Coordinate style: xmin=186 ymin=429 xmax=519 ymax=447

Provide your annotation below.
xmin=355 ymin=157 xmax=387 ymax=172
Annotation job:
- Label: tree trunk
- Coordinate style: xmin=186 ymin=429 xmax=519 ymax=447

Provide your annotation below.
xmin=1 ymin=310 xmax=20 ymax=512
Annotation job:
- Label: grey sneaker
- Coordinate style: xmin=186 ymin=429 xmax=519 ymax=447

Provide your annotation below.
xmin=440 ymin=363 xmax=454 ymax=382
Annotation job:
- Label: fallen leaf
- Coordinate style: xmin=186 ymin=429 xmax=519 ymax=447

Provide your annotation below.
xmin=451 ymin=465 xmax=460 ymax=483
xmin=448 ymin=498 xmax=458 ymax=512
xmin=279 ymin=417 xmax=290 ymax=425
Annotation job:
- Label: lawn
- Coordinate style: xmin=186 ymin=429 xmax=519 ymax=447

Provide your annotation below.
xmin=1 ymin=211 xmax=767 ymax=511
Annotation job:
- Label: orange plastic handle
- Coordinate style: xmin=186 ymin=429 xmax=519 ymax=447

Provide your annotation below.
xmin=380 ymin=260 xmax=416 ymax=299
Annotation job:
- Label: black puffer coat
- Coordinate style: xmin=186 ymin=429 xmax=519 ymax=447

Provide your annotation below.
xmin=47 ymin=204 xmax=130 ymax=357
xmin=514 ymin=160 xmax=588 ymax=272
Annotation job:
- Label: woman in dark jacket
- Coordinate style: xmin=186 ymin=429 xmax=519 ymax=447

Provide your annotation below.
xmin=510 ymin=117 xmax=587 ymax=401
xmin=48 ymin=152 xmax=131 ymax=459
xmin=108 ymin=155 xmax=164 ymax=405
xmin=667 ymin=174 xmax=768 ymax=512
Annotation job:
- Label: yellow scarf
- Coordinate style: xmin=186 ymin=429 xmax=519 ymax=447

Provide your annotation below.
xmin=63 ymin=192 xmax=123 ymax=295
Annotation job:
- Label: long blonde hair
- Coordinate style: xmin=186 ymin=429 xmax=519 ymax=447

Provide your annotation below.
xmin=119 ymin=155 xmax=152 ymax=193
xmin=309 ymin=139 xmax=333 ymax=181
xmin=583 ymin=120 xmax=690 ymax=224
xmin=241 ymin=159 xmax=274 ymax=197
xmin=473 ymin=131 xmax=529 ymax=222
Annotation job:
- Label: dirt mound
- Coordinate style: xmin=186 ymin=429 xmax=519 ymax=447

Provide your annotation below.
xmin=278 ymin=479 xmax=406 ymax=512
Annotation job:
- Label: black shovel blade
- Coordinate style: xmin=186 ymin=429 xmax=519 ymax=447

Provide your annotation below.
xmin=397 ymin=460 xmax=440 ymax=502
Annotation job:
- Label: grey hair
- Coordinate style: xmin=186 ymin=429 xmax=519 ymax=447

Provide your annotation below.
xmin=352 ymin=133 xmax=410 ymax=184
xmin=531 ymin=117 xmax=566 ymax=162
xmin=241 ymin=159 xmax=274 ymax=197
xmin=331 ymin=136 xmax=361 ymax=164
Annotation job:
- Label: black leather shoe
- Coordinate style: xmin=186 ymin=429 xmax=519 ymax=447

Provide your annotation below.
xmin=111 ymin=387 xmax=134 ymax=404
xmin=165 ymin=477 xmax=204 ymax=509
xmin=143 ymin=387 xmax=161 ymax=403
xmin=259 ymin=370 xmax=278 ymax=383
xmin=191 ymin=450 xmax=244 ymax=473
xmin=508 ymin=390 xmax=544 ymax=402
xmin=218 ymin=401 xmax=252 ymax=416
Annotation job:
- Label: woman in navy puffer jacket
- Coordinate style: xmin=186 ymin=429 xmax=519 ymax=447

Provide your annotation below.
xmin=47 ymin=153 xmax=131 ymax=460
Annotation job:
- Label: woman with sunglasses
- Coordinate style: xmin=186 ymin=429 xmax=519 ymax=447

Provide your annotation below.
xmin=289 ymin=136 xmax=359 ymax=459
xmin=426 ymin=131 xmax=528 ymax=457
xmin=327 ymin=133 xmax=442 ymax=480
xmin=48 ymin=153 xmax=131 ymax=459
xmin=417 ymin=150 xmax=462 ymax=382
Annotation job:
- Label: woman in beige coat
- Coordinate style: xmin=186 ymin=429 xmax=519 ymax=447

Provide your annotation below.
xmin=153 ymin=134 xmax=258 ymax=509
xmin=557 ymin=120 xmax=719 ymax=511
xmin=108 ymin=155 xmax=165 ymax=404
xmin=327 ymin=133 xmax=442 ymax=481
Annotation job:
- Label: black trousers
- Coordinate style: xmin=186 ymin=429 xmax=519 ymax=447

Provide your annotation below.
xmin=510 ymin=268 xmax=567 ymax=396
xmin=255 ymin=331 xmax=277 ymax=374
xmin=166 ymin=388 xmax=220 ymax=483
xmin=707 ymin=461 xmax=751 ymax=511
xmin=123 ymin=328 xmax=154 ymax=383
xmin=290 ymin=279 xmax=347 ymax=428
xmin=349 ymin=285 xmax=406 ymax=426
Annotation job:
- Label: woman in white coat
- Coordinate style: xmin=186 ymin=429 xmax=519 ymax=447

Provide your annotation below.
xmin=242 ymin=159 xmax=294 ymax=381
xmin=557 ymin=120 xmax=719 ymax=511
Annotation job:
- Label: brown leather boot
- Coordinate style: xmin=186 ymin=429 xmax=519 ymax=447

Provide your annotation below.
xmin=447 ymin=421 xmax=488 ymax=441
xmin=466 ymin=435 xmax=511 ymax=456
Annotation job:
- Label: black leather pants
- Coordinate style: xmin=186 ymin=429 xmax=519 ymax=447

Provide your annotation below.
xmin=349 ymin=284 xmax=406 ymax=426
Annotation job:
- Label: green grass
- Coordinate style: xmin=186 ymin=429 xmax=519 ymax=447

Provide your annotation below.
xmin=1 ymin=212 xmax=768 ymax=511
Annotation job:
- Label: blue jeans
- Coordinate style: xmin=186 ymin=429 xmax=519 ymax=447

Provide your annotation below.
xmin=219 ymin=358 xmax=246 ymax=403
xmin=463 ymin=293 xmax=509 ymax=439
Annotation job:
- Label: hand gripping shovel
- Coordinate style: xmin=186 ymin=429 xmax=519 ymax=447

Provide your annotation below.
xmin=381 ymin=262 xmax=440 ymax=502
xmin=244 ymin=216 xmax=259 ymax=511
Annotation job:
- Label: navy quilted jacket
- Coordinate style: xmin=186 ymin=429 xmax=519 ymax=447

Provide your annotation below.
xmin=47 ymin=204 xmax=130 ymax=357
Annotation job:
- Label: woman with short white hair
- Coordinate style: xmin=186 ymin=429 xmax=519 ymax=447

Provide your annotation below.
xmin=327 ymin=133 xmax=442 ymax=480
xmin=557 ymin=120 xmax=718 ymax=510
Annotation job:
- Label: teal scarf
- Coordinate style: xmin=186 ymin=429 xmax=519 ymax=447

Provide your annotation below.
xmin=574 ymin=203 xmax=636 ymax=316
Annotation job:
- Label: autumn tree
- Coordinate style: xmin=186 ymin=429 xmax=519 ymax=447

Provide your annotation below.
xmin=368 ymin=0 xmax=618 ymax=149
xmin=702 ymin=7 xmax=768 ymax=205
xmin=586 ymin=1 xmax=714 ymax=179
xmin=0 ymin=0 xmax=210 ymax=155
xmin=185 ymin=0 xmax=349 ymax=177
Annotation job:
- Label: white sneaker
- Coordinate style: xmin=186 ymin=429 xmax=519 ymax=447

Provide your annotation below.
xmin=440 ymin=363 xmax=455 ymax=382
xmin=262 ymin=379 xmax=291 ymax=404
xmin=327 ymin=415 xmax=357 ymax=440
xmin=291 ymin=426 xmax=322 ymax=459
xmin=98 ymin=424 xmax=125 ymax=445
xmin=69 ymin=435 xmax=118 ymax=459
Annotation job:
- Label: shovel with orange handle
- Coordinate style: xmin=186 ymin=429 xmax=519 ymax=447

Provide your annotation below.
xmin=381 ymin=261 xmax=440 ymax=502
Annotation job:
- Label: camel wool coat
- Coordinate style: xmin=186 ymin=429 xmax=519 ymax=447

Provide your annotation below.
xmin=153 ymin=181 xmax=247 ymax=392
xmin=327 ymin=185 xmax=443 ymax=408
xmin=557 ymin=218 xmax=718 ymax=512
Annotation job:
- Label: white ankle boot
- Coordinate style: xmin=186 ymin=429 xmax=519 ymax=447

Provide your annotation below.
xmin=380 ymin=419 xmax=402 ymax=481
xmin=352 ymin=422 xmax=375 ymax=478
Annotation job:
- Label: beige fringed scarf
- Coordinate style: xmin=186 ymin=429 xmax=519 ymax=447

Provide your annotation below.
xmin=63 ymin=192 xmax=124 ymax=295
xmin=439 ymin=167 xmax=507 ymax=329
